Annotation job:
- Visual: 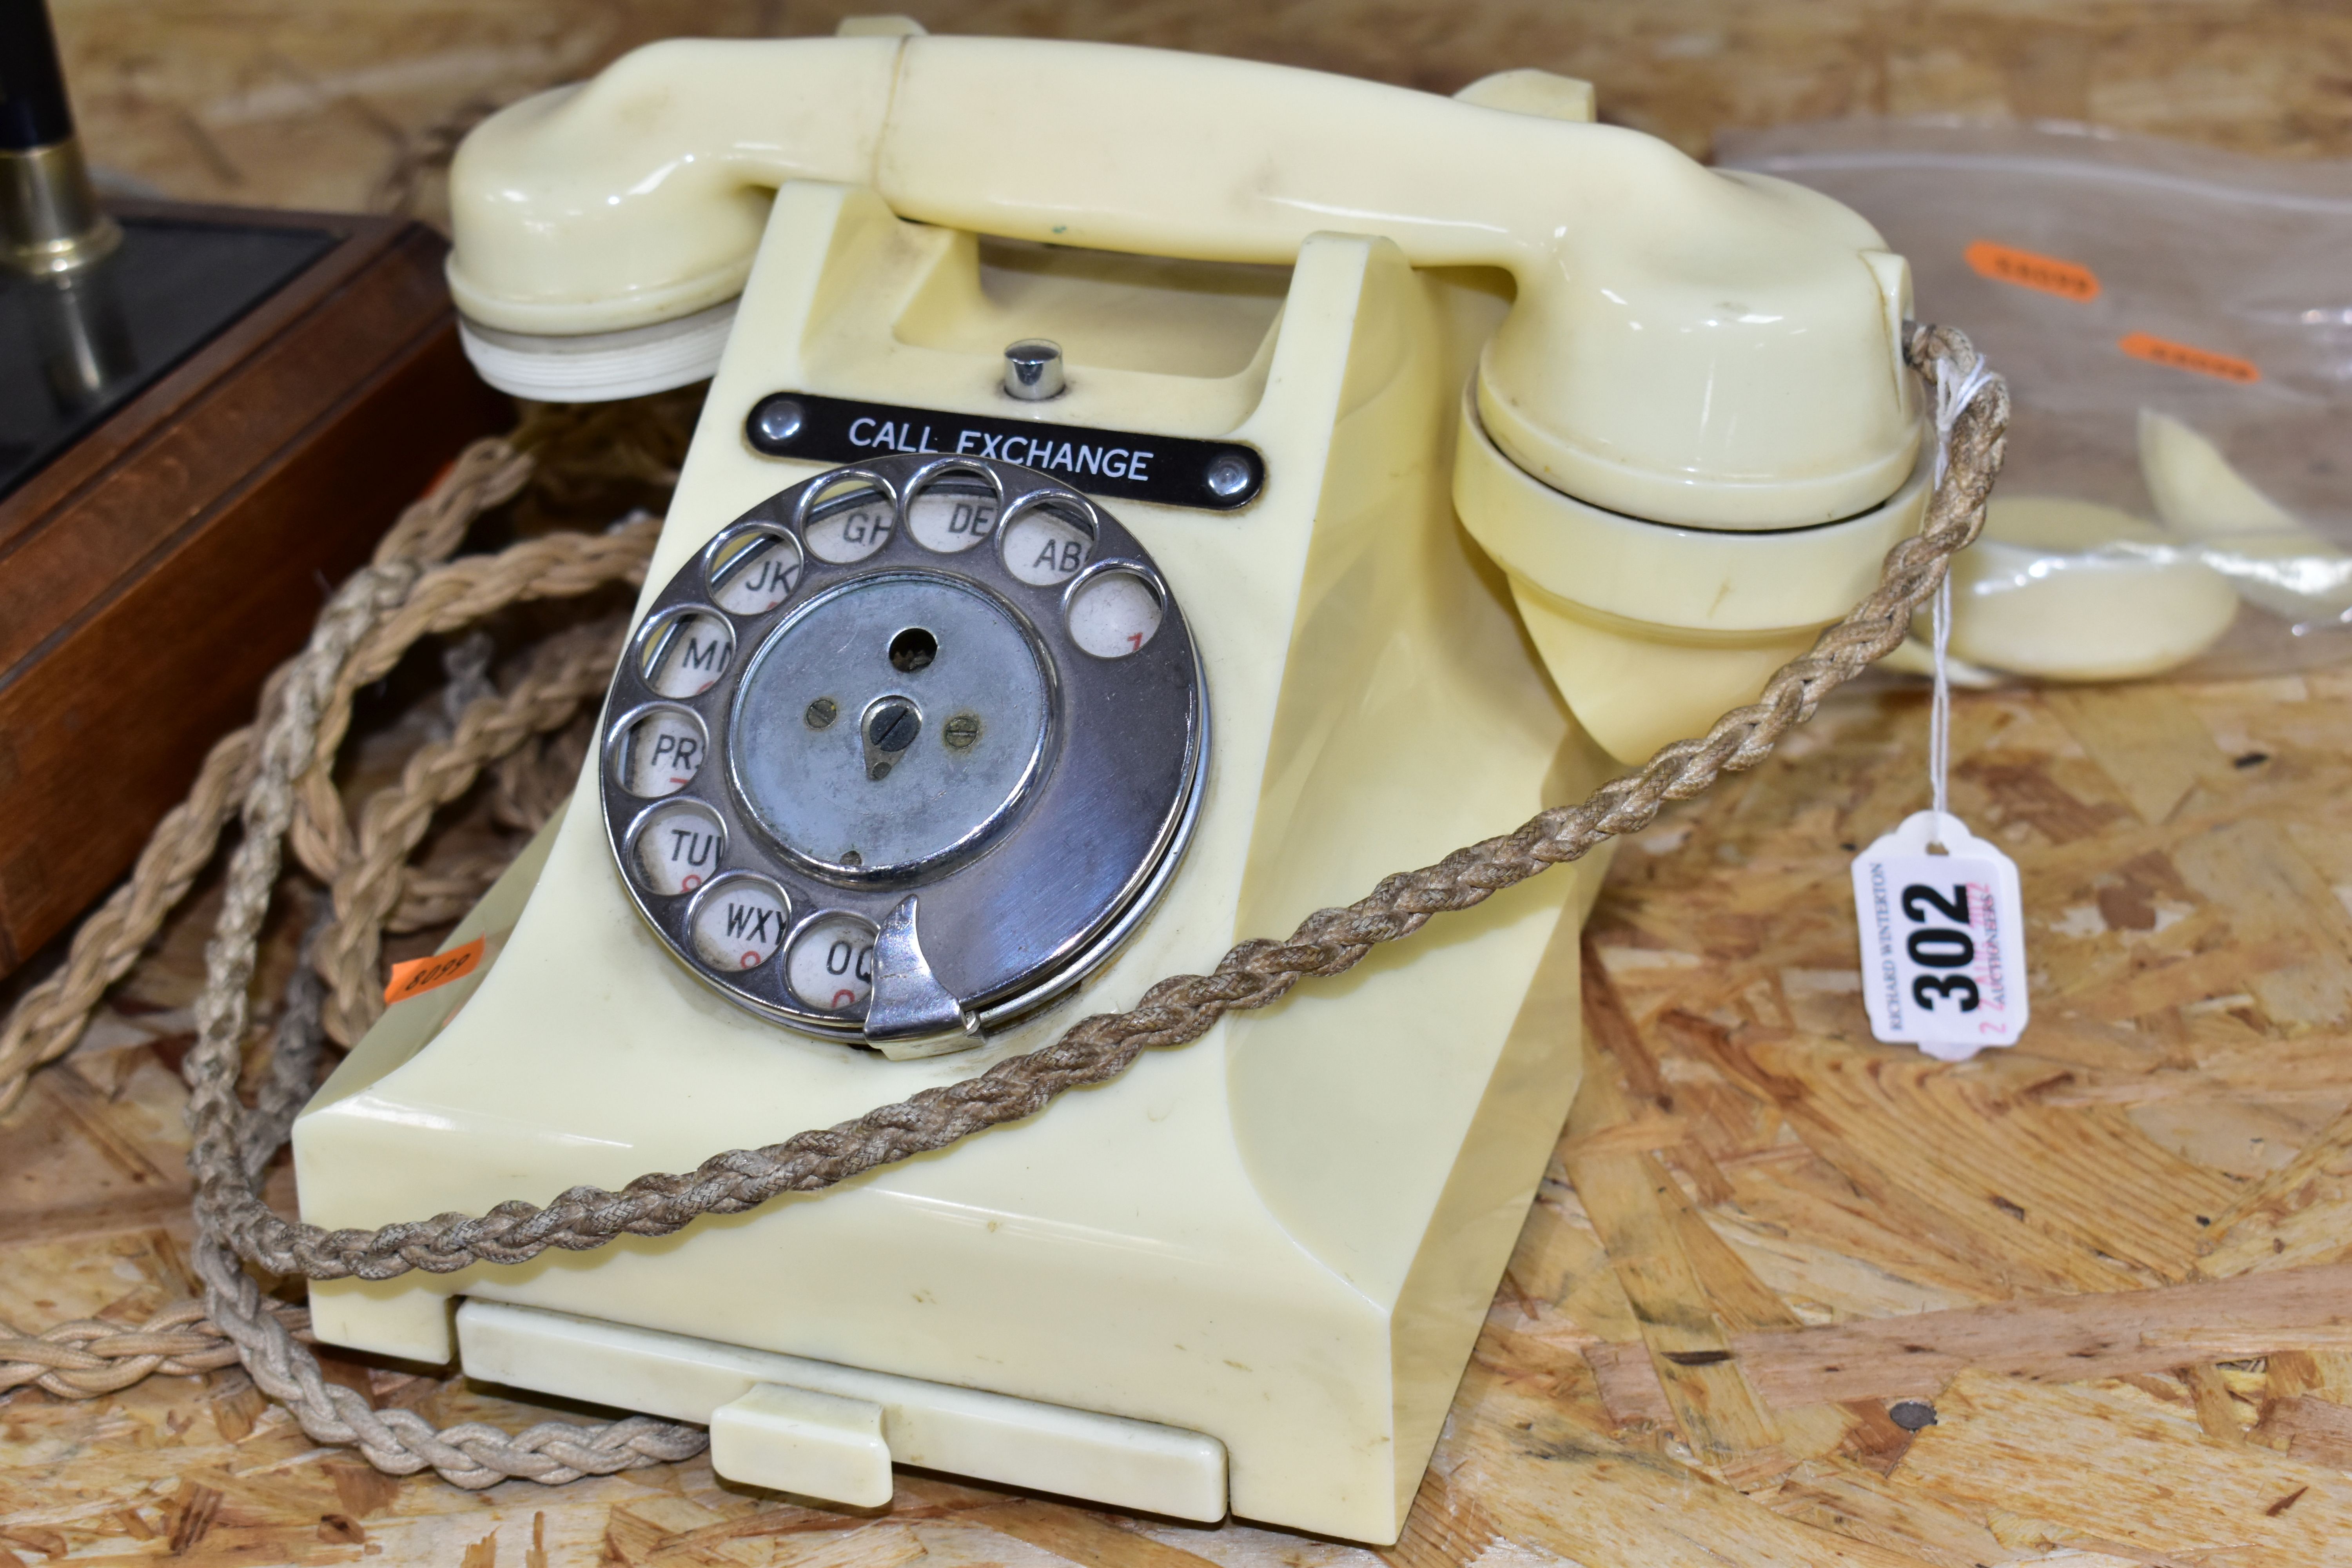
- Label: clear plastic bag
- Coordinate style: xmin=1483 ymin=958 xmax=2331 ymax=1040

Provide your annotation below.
xmin=1718 ymin=119 xmax=2352 ymax=682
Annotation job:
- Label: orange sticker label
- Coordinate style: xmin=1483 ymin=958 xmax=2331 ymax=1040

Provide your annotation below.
xmin=2118 ymin=331 xmax=2260 ymax=385
xmin=383 ymin=936 xmax=487 ymax=1005
xmin=1964 ymin=240 xmax=2101 ymax=301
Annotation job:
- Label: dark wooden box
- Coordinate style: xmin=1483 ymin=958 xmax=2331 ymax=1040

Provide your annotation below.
xmin=0 ymin=203 xmax=512 ymax=978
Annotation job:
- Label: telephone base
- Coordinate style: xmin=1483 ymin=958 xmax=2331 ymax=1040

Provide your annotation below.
xmin=301 ymin=806 xmax=1603 ymax=1544
xmin=300 ymin=179 xmax=1616 ymax=1545
xmin=325 ymin=31 xmax=1941 ymax=1538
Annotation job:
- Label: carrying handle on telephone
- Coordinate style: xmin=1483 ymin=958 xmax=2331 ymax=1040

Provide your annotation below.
xmin=448 ymin=34 xmax=1919 ymax=529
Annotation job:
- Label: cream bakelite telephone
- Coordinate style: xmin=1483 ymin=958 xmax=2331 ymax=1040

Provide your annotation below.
xmin=292 ymin=22 xmax=1925 ymax=1544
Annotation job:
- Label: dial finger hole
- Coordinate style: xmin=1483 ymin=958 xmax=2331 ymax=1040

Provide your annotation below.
xmin=637 ymin=608 xmax=734 ymax=698
xmin=804 ymin=479 xmax=896 ymax=564
xmin=1066 ymin=567 xmax=1164 ymax=659
xmin=906 ymin=471 xmax=999 ymax=554
xmin=1001 ymin=503 xmax=1094 ymax=587
xmin=690 ymin=874 xmax=792 ymax=972
xmin=631 ymin=800 xmax=725 ymax=896
xmin=708 ymin=526 xmax=804 ymax=615
xmin=612 ymin=706 xmax=708 ymax=797
xmin=787 ymin=912 xmax=877 ymax=1015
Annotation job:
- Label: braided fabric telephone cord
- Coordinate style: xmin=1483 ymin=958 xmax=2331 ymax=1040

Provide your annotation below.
xmin=2 ymin=324 xmax=2006 ymax=1485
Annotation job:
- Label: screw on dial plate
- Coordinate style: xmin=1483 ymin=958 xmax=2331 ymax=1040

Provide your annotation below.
xmin=748 ymin=394 xmax=806 ymax=449
xmin=1204 ymin=453 xmax=1253 ymax=499
xmin=863 ymin=695 xmax=922 ymax=780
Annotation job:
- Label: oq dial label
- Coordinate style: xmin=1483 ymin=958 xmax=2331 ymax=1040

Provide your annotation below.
xmin=788 ymin=913 xmax=877 ymax=1013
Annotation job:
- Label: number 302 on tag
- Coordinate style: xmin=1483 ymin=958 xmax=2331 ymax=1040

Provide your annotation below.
xmin=1850 ymin=810 xmax=2028 ymax=1061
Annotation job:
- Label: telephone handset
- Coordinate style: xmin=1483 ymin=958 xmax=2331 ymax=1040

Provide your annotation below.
xmin=294 ymin=24 xmax=1928 ymax=1545
xmin=606 ymin=452 xmax=1203 ymax=1052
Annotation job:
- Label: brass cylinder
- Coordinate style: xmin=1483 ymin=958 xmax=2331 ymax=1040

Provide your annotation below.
xmin=1 ymin=137 xmax=120 ymax=276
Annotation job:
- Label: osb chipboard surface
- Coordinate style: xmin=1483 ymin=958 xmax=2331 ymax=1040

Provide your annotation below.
xmin=46 ymin=0 xmax=2352 ymax=230
xmin=16 ymin=2 xmax=2352 ymax=1562
xmin=18 ymin=661 xmax=2352 ymax=1564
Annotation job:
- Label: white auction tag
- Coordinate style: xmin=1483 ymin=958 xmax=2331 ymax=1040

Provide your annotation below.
xmin=1851 ymin=810 xmax=2029 ymax=1060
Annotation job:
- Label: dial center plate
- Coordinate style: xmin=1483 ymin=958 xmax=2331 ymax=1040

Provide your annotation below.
xmin=729 ymin=571 xmax=1051 ymax=879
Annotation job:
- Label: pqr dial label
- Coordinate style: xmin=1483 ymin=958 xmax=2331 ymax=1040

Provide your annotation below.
xmin=616 ymin=708 xmax=707 ymax=798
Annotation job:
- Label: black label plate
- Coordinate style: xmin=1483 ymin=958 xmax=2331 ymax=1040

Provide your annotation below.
xmin=743 ymin=392 xmax=1264 ymax=512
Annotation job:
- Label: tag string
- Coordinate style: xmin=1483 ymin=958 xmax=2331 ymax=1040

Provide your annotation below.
xmin=1930 ymin=573 xmax=1952 ymax=829
xmin=1926 ymin=354 xmax=1998 ymax=849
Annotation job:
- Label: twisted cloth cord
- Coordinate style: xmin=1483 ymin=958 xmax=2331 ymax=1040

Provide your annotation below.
xmin=7 ymin=325 xmax=2003 ymax=1483
xmin=288 ymin=516 xmax=659 ymax=927
xmin=314 ymin=617 xmax=630 ymax=1045
xmin=241 ymin=901 xmax=334 ymax=1182
xmin=190 ymin=1237 xmax=703 ymax=1485
xmin=0 ymin=439 xmax=537 ymax=1116
xmin=1 ymin=1299 xmax=310 ymax=1398
xmin=178 ymin=561 xmax=704 ymax=1483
